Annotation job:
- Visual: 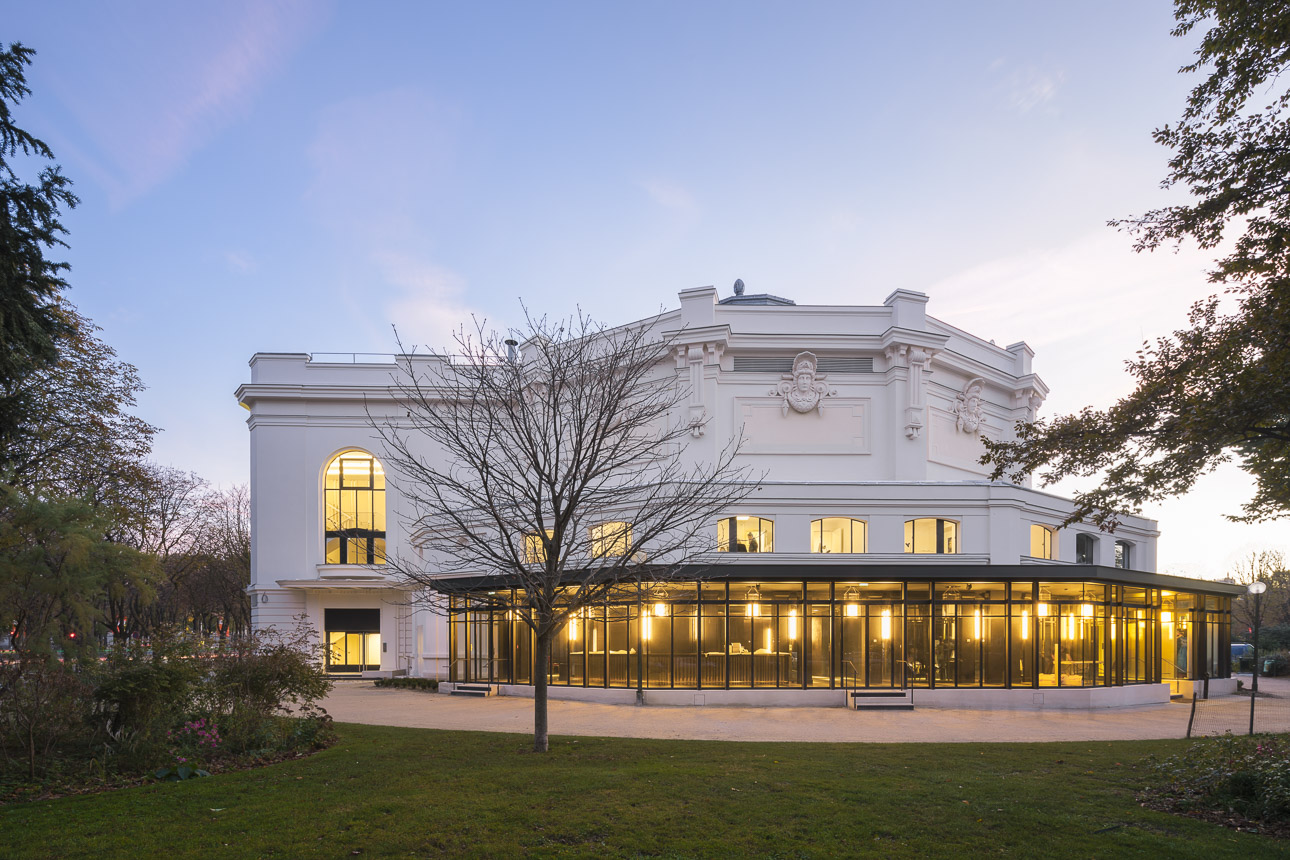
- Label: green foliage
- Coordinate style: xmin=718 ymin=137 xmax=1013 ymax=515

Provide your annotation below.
xmin=982 ymin=1 xmax=1290 ymax=527
xmin=0 ymin=42 xmax=78 ymax=450
xmin=0 ymin=626 xmax=334 ymax=788
xmin=0 ymin=660 xmax=94 ymax=781
xmin=373 ymin=677 xmax=439 ymax=691
xmin=0 ymin=485 xmax=156 ymax=662
xmin=152 ymin=765 xmax=210 ymax=782
xmin=1147 ymin=734 xmax=1290 ymax=825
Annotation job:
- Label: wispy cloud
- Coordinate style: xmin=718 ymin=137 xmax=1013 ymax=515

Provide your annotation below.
xmin=639 ymin=178 xmax=698 ymax=215
xmin=927 ymin=230 xmax=1221 ymax=413
xmin=377 ymin=251 xmax=477 ymax=352
xmin=991 ymin=61 xmax=1064 ymax=113
xmin=306 ymin=87 xmax=477 ymax=350
xmin=58 ymin=0 xmax=327 ymax=206
xmin=223 ymin=250 xmax=257 ymax=274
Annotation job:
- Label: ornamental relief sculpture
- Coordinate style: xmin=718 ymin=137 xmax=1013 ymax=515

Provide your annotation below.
xmin=951 ymin=377 xmax=985 ymax=433
xmin=770 ymin=351 xmax=836 ymax=416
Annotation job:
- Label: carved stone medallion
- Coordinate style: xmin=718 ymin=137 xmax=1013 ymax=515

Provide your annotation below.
xmin=951 ymin=377 xmax=985 ymax=433
xmin=770 ymin=351 xmax=836 ymax=416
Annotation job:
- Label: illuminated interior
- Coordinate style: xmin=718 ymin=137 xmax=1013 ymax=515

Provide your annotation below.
xmin=324 ymin=451 xmax=386 ymax=565
xmin=810 ymin=517 xmax=867 ymax=553
xmin=716 ymin=516 xmax=774 ymax=553
xmin=903 ymin=518 xmax=958 ymax=554
xmin=590 ymin=521 xmax=632 ymax=559
xmin=449 ymin=579 xmax=1232 ymax=691
xmin=1029 ymin=525 xmax=1055 ymax=560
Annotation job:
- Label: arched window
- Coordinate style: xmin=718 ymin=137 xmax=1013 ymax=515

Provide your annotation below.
xmin=325 ymin=450 xmax=386 ymax=564
xmin=1114 ymin=540 xmax=1132 ymax=570
xmin=904 ymin=518 xmax=958 ymax=554
xmin=811 ymin=518 xmax=867 ymax=553
xmin=1029 ymin=525 xmax=1055 ymax=560
xmin=717 ymin=516 xmax=773 ymax=553
xmin=1075 ymin=533 xmax=1096 ymax=565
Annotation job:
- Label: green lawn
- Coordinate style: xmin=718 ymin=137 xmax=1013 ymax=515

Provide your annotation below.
xmin=0 ymin=723 xmax=1280 ymax=858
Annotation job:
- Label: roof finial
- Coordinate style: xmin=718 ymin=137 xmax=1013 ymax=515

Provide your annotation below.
xmin=733 ymin=278 xmax=745 ymax=296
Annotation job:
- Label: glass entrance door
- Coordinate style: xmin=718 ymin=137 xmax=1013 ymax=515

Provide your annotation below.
xmin=324 ymin=608 xmax=381 ymax=673
xmin=327 ymin=632 xmax=381 ymax=672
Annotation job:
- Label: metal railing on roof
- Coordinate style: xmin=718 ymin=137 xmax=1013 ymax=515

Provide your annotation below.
xmin=308 ymin=352 xmax=399 ymax=364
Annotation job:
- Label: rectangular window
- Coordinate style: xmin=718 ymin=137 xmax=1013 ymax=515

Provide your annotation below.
xmin=590 ymin=522 xmax=631 ymax=558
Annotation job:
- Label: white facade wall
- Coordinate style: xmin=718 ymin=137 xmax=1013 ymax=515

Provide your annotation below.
xmin=237 ymin=288 xmax=1160 ymax=681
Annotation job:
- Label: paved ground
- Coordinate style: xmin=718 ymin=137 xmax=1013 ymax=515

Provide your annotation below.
xmin=322 ymin=674 xmax=1290 ymax=743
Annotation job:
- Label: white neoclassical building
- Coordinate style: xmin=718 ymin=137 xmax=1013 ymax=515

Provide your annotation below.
xmin=238 ymin=285 xmax=1241 ymax=708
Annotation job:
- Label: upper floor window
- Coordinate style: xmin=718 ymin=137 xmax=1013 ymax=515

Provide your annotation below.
xmin=325 ymin=451 xmax=386 ymax=564
xmin=1029 ymin=525 xmax=1055 ymax=560
xmin=1075 ymin=533 xmax=1096 ymax=565
xmin=904 ymin=518 xmax=958 ymax=554
xmin=524 ymin=530 xmax=553 ymax=565
xmin=811 ymin=518 xmax=867 ymax=553
xmin=717 ymin=516 xmax=773 ymax=553
xmin=590 ymin=521 xmax=631 ymax=559
xmin=1114 ymin=540 xmax=1132 ymax=570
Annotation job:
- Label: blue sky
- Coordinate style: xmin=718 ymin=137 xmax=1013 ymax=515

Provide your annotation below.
xmin=8 ymin=1 xmax=1287 ymax=577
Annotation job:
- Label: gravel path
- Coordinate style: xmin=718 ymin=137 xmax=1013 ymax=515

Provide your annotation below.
xmin=321 ymin=676 xmax=1290 ymax=743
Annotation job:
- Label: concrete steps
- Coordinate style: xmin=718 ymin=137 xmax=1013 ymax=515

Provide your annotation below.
xmin=851 ymin=689 xmax=914 ymax=710
xmin=450 ymin=683 xmax=494 ymax=698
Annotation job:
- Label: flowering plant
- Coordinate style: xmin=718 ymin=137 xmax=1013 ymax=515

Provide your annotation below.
xmin=166 ymin=717 xmax=221 ymax=766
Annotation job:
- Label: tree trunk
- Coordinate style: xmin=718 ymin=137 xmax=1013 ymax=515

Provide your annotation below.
xmin=533 ymin=631 xmax=550 ymax=753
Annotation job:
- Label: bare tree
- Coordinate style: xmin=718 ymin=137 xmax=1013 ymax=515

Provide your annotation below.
xmin=1230 ymin=550 xmax=1289 ymax=643
xmin=195 ymin=483 xmax=252 ymax=638
xmin=375 ymin=311 xmax=756 ymax=752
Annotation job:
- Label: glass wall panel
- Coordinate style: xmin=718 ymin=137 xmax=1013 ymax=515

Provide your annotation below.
xmin=606 ymin=604 xmax=629 ymax=687
xmin=867 ymin=604 xmax=899 ymax=686
xmin=567 ymin=610 xmax=586 ymax=686
xmin=1010 ymin=602 xmax=1034 ymax=686
xmin=906 ymin=603 xmax=930 ymax=686
xmin=806 ymin=582 xmax=833 ymax=600
xmin=956 ymin=605 xmax=981 ymax=686
xmin=982 ymin=605 xmax=1007 ymax=686
xmin=1036 ymin=597 xmax=1060 ymax=686
xmin=700 ymin=604 xmax=726 ymax=687
xmin=779 ymin=605 xmax=803 ymax=687
xmin=837 ymin=604 xmax=864 ymax=687
xmin=672 ymin=604 xmax=698 ymax=687
xmin=934 ymin=605 xmax=957 ymax=685
xmin=587 ymin=610 xmax=606 ymax=686
xmin=807 ymin=604 xmax=831 ymax=687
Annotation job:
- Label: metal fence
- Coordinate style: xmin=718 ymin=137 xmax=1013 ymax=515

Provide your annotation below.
xmin=1186 ymin=683 xmax=1290 ymax=737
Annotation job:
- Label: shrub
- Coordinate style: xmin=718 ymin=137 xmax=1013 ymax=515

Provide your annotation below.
xmin=0 ymin=660 xmax=94 ymax=780
xmin=1146 ymin=734 xmax=1290 ymax=825
xmin=374 ymin=677 xmax=439 ymax=691
xmin=92 ymin=634 xmax=205 ymax=763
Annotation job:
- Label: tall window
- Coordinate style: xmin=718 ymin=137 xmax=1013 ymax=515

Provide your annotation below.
xmin=1075 ymin=533 xmax=1096 ymax=565
xmin=325 ymin=451 xmax=386 ymax=564
xmin=1114 ymin=540 xmax=1132 ymax=570
xmin=811 ymin=518 xmax=867 ymax=553
xmin=717 ymin=516 xmax=773 ymax=553
xmin=1029 ymin=525 xmax=1054 ymax=560
xmin=524 ymin=530 xmax=553 ymax=565
xmin=590 ymin=522 xmax=631 ymax=558
xmin=904 ymin=518 xmax=958 ymax=554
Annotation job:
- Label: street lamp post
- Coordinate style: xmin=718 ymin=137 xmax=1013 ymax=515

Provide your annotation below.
xmin=1248 ymin=580 xmax=1266 ymax=735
